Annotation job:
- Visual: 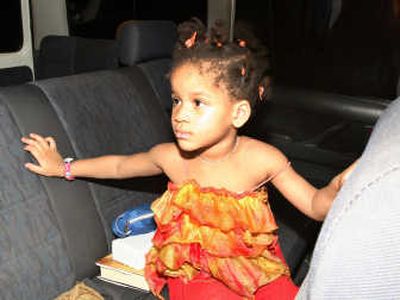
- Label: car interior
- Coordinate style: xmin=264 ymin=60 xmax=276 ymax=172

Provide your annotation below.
xmin=0 ymin=0 xmax=399 ymax=299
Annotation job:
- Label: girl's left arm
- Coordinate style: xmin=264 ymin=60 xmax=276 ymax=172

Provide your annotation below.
xmin=270 ymin=154 xmax=357 ymax=221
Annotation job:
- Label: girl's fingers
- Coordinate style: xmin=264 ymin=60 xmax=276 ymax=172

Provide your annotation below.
xmin=21 ymin=137 xmax=39 ymax=146
xmin=23 ymin=145 xmax=38 ymax=156
xmin=29 ymin=133 xmax=49 ymax=148
xmin=24 ymin=145 xmax=46 ymax=163
xmin=24 ymin=163 xmax=46 ymax=176
xmin=45 ymin=137 xmax=57 ymax=150
xmin=24 ymin=142 xmax=43 ymax=153
xmin=21 ymin=138 xmax=42 ymax=153
xmin=342 ymin=159 xmax=358 ymax=182
xmin=23 ymin=134 xmax=62 ymax=177
xmin=22 ymin=134 xmax=56 ymax=152
xmin=337 ymin=159 xmax=359 ymax=188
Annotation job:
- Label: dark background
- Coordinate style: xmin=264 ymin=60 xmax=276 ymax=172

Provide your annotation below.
xmin=3 ymin=0 xmax=398 ymax=99
xmin=65 ymin=0 xmax=400 ymax=100
xmin=0 ymin=1 xmax=23 ymax=52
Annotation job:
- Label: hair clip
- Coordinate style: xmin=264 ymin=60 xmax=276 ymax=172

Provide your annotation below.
xmin=238 ymin=39 xmax=246 ymax=48
xmin=184 ymin=31 xmax=198 ymax=48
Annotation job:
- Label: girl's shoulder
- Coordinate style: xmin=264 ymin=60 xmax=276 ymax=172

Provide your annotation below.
xmin=149 ymin=142 xmax=186 ymax=181
xmin=149 ymin=142 xmax=182 ymax=166
xmin=239 ymin=136 xmax=289 ymax=173
xmin=150 ymin=142 xmax=179 ymax=158
xmin=239 ymin=136 xmax=283 ymax=155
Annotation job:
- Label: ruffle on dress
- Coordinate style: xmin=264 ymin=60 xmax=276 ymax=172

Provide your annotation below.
xmin=144 ymin=181 xmax=290 ymax=299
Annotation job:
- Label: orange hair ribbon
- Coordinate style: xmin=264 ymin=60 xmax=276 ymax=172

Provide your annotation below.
xmin=238 ymin=39 xmax=247 ymax=48
xmin=184 ymin=31 xmax=197 ymax=48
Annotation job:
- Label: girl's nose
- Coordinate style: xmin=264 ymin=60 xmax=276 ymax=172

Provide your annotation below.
xmin=173 ymin=105 xmax=191 ymax=122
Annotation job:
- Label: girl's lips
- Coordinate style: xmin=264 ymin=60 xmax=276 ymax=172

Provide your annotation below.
xmin=174 ymin=130 xmax=191 ymax=139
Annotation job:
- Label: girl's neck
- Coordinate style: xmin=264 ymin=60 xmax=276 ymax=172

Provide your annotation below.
xmin=198 ymin=136 xmax=240 ymax=164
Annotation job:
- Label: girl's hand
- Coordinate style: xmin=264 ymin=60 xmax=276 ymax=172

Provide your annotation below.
xmin=311 ymin=160 xmax=358 ymax=220
xmin=21 ymin=133 xmax=64 ymax=177
xmin=331 ymin=159 xmax=359 ymax=191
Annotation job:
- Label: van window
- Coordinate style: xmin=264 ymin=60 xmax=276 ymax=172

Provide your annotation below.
xmin=66 ymin=0 xmax=207 ymax=39
xmin=0 ymin=0 xmax=23 ymax=52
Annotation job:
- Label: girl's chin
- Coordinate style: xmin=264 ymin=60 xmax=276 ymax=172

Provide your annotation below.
xmin=176 ymin=139 xmax=201 ymax=152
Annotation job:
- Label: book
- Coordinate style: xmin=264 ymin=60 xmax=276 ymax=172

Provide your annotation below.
xmin=96 ymin=254 xmax=149 ymax=291
xmin=112 ymin=231 xmax=155 ymax=270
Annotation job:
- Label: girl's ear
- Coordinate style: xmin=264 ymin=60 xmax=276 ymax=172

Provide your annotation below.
xmin=232 ymin=100 xmax=251 ymax=128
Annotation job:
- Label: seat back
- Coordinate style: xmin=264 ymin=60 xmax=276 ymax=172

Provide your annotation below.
xmin=0 ymin=66 xmax=33 ymax=86
xmin=117 ymin=20 xmax=177 ymax=118
xmin=0 ymin=17 xmax=178 ymax=299
xmin=0 ymin=64 xmax=173 ymax=299
xmin=36 ymin=35 xmax=119 ymax=79
xmin=297 ymin=98 xmax=400 ymax=298
xmin=35 ymin=66 xmax=173 ymax=243
xmin=0 ymin=85 xmax=86 ymax=299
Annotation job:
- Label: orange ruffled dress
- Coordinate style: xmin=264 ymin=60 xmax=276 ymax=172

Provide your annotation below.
xmin=144 ymin=181 xmax=298 ymax=300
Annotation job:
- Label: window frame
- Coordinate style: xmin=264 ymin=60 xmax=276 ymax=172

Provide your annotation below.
xmin=0 ymin=0 xmax=34 ymax=77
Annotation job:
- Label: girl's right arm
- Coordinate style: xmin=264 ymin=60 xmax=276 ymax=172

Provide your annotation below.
xmin=21 ymin=133 xmax=165 ymax=179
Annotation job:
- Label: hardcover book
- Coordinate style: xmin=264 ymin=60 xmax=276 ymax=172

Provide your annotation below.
xmin=96 ymin=254 xmax=149 ymax=291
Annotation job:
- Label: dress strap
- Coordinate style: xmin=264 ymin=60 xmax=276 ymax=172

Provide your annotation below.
xmin=252 ymin=161 xmax=292 ymax=191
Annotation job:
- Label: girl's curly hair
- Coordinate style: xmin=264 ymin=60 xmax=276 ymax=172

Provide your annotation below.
xmin=173 ymin=17 xmax=271 ymax=107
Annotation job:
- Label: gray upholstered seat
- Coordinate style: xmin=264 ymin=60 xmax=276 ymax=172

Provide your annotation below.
xmin=35 ymin=66 xmax=173 ymax=244
xmin=37 ymin=35 xmax=119 ymax=79
xmin=297 ymin=98 xmax=400 ymax=299
xmin=0 ymin=65 xmax=172 ymax=300
xmin=0 ymin=18 xmax=179 ymax=299
xmin=117 ymin=20 xmax=177 ymax=118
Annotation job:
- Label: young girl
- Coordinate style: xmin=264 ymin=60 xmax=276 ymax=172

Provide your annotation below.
xmin=22 ymin=18 xmax=354 ymax=300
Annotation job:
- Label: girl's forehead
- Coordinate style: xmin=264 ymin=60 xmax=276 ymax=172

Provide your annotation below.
xmin=172 ymin=61 xmax=221 ymax=86
xmin=173 ymin=61 xmax=208 ymax=75
xmin=171 ymin=64 xmax=233 ymax=102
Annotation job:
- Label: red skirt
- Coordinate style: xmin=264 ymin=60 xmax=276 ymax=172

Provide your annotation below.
xmin=167 ymin=244 xmax=299 ymax=300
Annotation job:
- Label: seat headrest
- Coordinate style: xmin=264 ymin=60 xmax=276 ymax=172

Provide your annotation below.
xmin=117 ymin=20 xmax=177 ymax=66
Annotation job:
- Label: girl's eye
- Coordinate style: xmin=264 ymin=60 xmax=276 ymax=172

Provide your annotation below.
xmin=172 ymin=97 xmax=181 ymax=106
xmin=193 ymin=99 xmax=203 ymax=107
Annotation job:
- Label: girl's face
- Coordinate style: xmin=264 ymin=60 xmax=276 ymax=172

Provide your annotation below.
xmin=170 ymin=62 xmax=238 ymax=153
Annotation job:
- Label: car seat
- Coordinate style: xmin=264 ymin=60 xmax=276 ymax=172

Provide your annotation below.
xmin=297 ymin=98 xmax=400 ymax=298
